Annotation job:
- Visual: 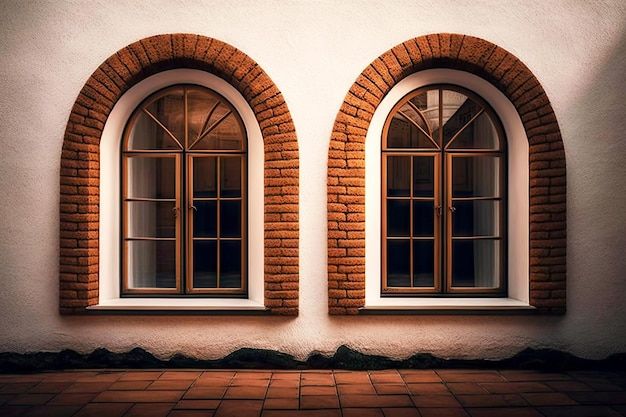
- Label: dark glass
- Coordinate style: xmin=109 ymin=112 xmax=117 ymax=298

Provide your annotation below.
xmin=220 ymin=240 xmax=242 ymax=288
xmin=194 ymin=201 xmax=217 ymax=238
xmin=126 ymin=201 xmax=176 ymax=238
xmin=127 ymin=240 xmax=176 ymax=289
xmin=413 ymin=240 xmax=434 ymax=287
xmin=387 ymin=156 xmax=410 ymax=197
xmin=441 ymin=90 xmax=482 ymax=146
xmin=452 ymin=156 xmax=500 ymax=198
xmin=127 ymin=111 xmax=180 ymax=150
xmin=412 ymin=156 xmax=434 ymax=197
xmin=387 ymin=115 xmax=435 ymax=149
xmin=144 ymin=88 xmax=185 ymax=145
xmin=220 ymin=157 xmax=242 ymax=198
xmin=193 ymin=240 xmax=217 ymax=288
xmin=220 ymin=200 xmax=242 ymax=238
xmin=127 ymin=157 xmax=176 ymax=199
xmin=448 ymin=112 xmax=499 ymax=149
xmin=413 ymin=201 xmax=434 ymax=236
xmin=451 ymin=240 xmax=499 ymax=288
xmin=193 ymin=109 xmax=244 ymax=150
xmin=193 ymin=157 xmax=217 ymax=198
xmin=187 ymin=88 xmax=221 ymax=147
xmin=452 ymin=200 xmax=500 ymax=237
xmin=387 ymin=200 xmax=410 ymax=237
xmin=386 ymin=240 xmax=410 ymax=287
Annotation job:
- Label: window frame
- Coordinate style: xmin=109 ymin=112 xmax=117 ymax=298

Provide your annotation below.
xmin=380 ymin=83 xmax=508 ymax=298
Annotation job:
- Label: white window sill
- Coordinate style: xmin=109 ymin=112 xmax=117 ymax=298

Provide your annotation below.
xmin=362 ymin=297 xmax=534 ymax=314
xmin=87 ymin=298 xmax=267 ymax=312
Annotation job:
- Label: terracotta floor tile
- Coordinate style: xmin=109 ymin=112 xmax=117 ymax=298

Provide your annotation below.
xmin=499 ymin=371 xmax=572 ymax=382
xmin=301 ymin=386 xmax=337 ymax=396
xmin=437 ymin=372 xmax=504 ymax=383
xmin=400 ymin=370 xmax=442 ymax=383
xmin=370 ymin=372 xmax=404 ymax=384
xmin=168 ymin=411 xmax=215 ymax=417
xmin=124 ymin=402 xmax=174 ymax=417
xmin=447 ymin=383 xmax=489 ymax=395
xmin=28 ymin=381 xmax=74 ymax=393
xmin=374 ymin=384 xmax=409 ymax=395
xmin=64 ymin=381 xmax=113 ymax=393
xmin=412 ymin=394 xmax=463 ymax=408
xmin=193 ymin=377 xmax=231 ymax=387
xmin=230 ymin=378 xmax=270 ymax=387
xmin=419 ymin=407 xmax=471 ymax=417
xmin=480 ymin=382 xmax=552 ymax=394
xmin=108 ymin=380 xmax=152 ymax=390
xmin=301 ymin=376 xmax=335 ymax=386
xmin=337 ymin=384 xmax=377 ymax=395
xmin=159 ymin=372 xmax=202 ymax=381
xmin=538 ymin=405 xmax=623 ymax=417
xmin=269 ymin=379 xmax=300 ymax=388
xmin=335 ymin=372 xmax=371 ymax=385
xmin=23 ymin=405 xmax=82 ymax=417
xmin=342 ymin=408 xmax=384 ymax=417
xmin=267 ymin=387 xmax=299 ymax=398
xmin=7 ymin=393 xmax=54 ymax=405
xmin=73 ymin=402 xmax=133 ymax=417
xmin=407 ymin=383 xmax=449 ymax=394
xmin=466 ymin=408 xmax=544 ymax=417
xmin=300 ymin=395 xmax=340 ymax=409
xmin=48 ymin=392 xmax=97 ymax=405
xmin=93 ymin=390 xmax=184 ymax=403
xmin=184 ymin=387 xmax=227 ymax=399
xmin=262 ymin=411 xmax=341 ymax=417
xmin=522 ymin=392 xmax=578 ymax=406
xmin=381 ymin=407 xmax=421 ymax=417
xmin=201 ymin=371 xmax=236 ymax=379
xmin=263 ymin=398 xmax=299 ymax=409
xmin=234 ymin=372 xmax=272 ymax=379
xmin=0 ymin=383 xmax=38 ymax=393
xmin=340 ymin=394 xmax=413 ymax=408
xmin=174 ymin=399 xmax=221 ymax=410
xmin=224 ymin=386 xmax=267 ymax=399
xmin=149 ymin=379 xmax=194 ymax=390
xmin=118 ymin=371 xmax=163 ymax=381
xmin=456 ymin=394 xmax=527 ymax=408
xmin=215 ymin=399 xmax=263 ymax=417
xmin=271 ymin=372 xmax=301 ymax=381
xmin=76 ymin=373 xmax=123 ymax=383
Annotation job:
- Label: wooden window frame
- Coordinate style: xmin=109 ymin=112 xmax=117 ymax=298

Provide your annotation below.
xmin=120 ymin=84 xmax=248 ymax=297
xmin=381 ymin=84 xmax=507 ymax=297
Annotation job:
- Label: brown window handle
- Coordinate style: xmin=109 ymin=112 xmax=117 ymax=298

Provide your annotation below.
xmin=172 ymin=207 xmax=179 ymax=218
xmin=189 ymin=205 xmax=197 ymax=212
xmin=435 ymin=205 xmax=442 ymax=216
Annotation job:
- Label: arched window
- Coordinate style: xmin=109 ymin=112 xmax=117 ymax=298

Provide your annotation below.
xmin=121 ymin=85 xmax=247 ymax=296
xmin=381 ymin=85 xmax=506 ymax=296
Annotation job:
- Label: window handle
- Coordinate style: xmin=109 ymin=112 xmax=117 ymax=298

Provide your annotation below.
xmin=449 ymin=206 xmax=456 ymax=213
xmin=435 ymin=205 xmax=442 ymax=216
xmin=172 ymin=207 xmax=179 ymax=218
xmin=189 ymin=205 xmax=197 ymax=213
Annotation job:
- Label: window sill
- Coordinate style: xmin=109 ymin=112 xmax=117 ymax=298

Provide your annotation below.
xmin=360 ymin=297 xmax=535 ymax=315
xmin=86 ymin=298 xmax=269 ymax=315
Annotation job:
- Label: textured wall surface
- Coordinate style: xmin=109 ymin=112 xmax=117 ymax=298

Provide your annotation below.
xmin=0 ymin=0 xmax=625 ymax=360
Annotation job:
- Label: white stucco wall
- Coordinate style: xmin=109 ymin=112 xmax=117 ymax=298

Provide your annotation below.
xmin=0 ymin=0 xmax=625 ymax=361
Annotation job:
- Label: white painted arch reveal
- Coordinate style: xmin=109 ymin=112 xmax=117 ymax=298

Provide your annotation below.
xmin=96 ymin=69 xmax=265 ymax=310
xmin=364 ymin=69 xmax=530 ymax=309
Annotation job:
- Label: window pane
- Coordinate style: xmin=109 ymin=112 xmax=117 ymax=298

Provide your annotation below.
xmin=413 ymin=240 xmax=434 ymax=287
xmin=187 ymin=88 xmax=221 ymax=148
xmin=413 ymin=156 xmax=434 ymax=197
xmin=127 ymin=157 xmax=176 ymax=199
xmin=452 ymin=156 xmax=500 ymax=198
xmin=448 ymin=112 xmax=499 ymax=149
xmin=126 ymin=201 xmax=175 ymax=238
xmin=193 ymin=157 xmax=217 ymax=198
xmin=143 ymin=88 xmax=185 ymax=145
xmin=220 ymin=157 xmax=241 ymax=198
xmin=193 ymin=110 xmax=244 ymax=150
xmin=413 ymin=201 xmax=434 ymax=236
xmin=410 ymin=90 xmax=440 ymax=139
xmin=194 ymin=201 xmax=217 ymax=238
xmin=220 ymin=240 xmax=242 ymax=288
xmin=220 ymin=200 xmax=242 ymax=238
xmin=387 ymin=200 xmax=410 ymax=237
xmin=441 ymin=90 xmax=482 ymax=146
xmin=387 ymin=156 xmax=410 ymax=197
xmin=453 ymin=200 xmax=500 ymax=237
xmin=127 ymin=111 xmax=180 ymax=150
xmin=451 ymin=239 xmax=500 ymax=288
xmin=126 ymin=240 xmax=176 ymax=289
xmin=193 ymin=240 xmax=217 ymax=288
xmin=387 ymin=240 xmax=410 ymax=287
xmin=387 ymin=114 xmax=435 ymax=149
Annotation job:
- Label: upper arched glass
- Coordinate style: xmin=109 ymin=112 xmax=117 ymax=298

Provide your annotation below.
xmin=123 ymin=85 xmax=247 ymax=152
xmin=384 ymin=85 xmax=504 ymax=151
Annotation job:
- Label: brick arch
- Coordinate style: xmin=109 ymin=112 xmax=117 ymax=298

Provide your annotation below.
xmin=328 ymin=34 xmax=566 ymax=314
xmin=60 ymin=34 xmax=298 ymax=315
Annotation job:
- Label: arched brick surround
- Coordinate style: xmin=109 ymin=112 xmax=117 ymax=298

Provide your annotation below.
xmin=328 ymin=34 xmax=566 ymax=314
xmin=60 ymin=34 xmax=299 ymax=315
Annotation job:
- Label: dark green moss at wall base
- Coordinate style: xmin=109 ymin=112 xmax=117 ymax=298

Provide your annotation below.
xmin=1 ymin=346 xmax=624 ymax=373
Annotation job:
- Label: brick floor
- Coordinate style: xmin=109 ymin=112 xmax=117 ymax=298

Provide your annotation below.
xmin=0 ymin=369 xmax=624 ymax=416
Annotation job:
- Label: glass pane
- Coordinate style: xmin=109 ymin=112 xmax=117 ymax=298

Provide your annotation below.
xmin=413 ymin=201 xmax=434 ymax=236
xmin=441 ymin=90 xmax=482 ymax=146
xmin=410 ymin=89 xmax=440 ymax=138
xmin=452 ymin=156 xmax=500 ymax=198
xmin=193 ymin=109 xmax=244 ymax=150
xmin=127 ymin=111 xmax=180 ymax=150
xmin=220 ymin=240 xmax=242 ymax=288
xmin=126 ymin=240 xmax=176 ymax=289
xmin=194 ymin=201 xmax=217 ymax=238
xmin=193 ymin=157 xmax=217 ymax=198
xmin=220 ymin=200 xmax=242 ymax=238
xmin=387 ymin=200 xmax=410 ymax=237
xmin=221 ymin=157 xmax=242 ymax=198
xmin=453 ymin=200 xmax=500 ymax=237
xmin=387 ymin=114 xmax=435 ymax=149
xmin=143 ymin=88 xmax=185 ymax=145
xmin=413 ymin=240 xmax=434 ymax=287
xmin=387 ymin=240 xmax=410 ymax=287
xmin=126 ymin=201 xmax=175 ymax=238
xmin=452 ymin=239 xmax=500 ymax=288
xmin=413 ymin=156 xmax=434 ymax=197
xmin=387 ymin=156 xmax=410 ymax=197
xmin=127 ymin=157 xmax=176 ymax=199
xmin=193 ymin=240 xmax=217 ymax=288
xmin=187 ymin=88 xmax=221 ymax=148
xmin=449 ymin=112 xmax=499 ymax=149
